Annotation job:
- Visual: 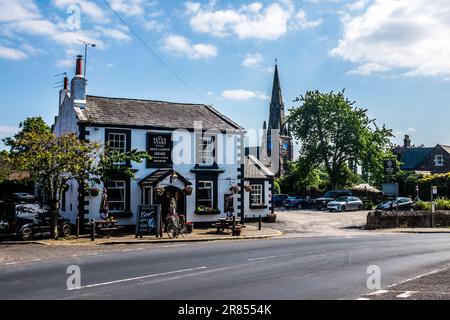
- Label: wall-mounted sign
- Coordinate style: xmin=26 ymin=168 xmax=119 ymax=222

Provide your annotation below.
xmin=147 ymin=132 xmax=172 ymax=168
xmin=135 ymin=205 xmax=161 ymax=238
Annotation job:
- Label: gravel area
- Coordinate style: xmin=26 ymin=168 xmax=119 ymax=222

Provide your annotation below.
xmin=269 ymin=208 xmax=373 ymax=237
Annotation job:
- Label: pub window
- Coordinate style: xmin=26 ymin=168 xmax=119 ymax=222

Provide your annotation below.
xmin=197 ymin=134 xmax=215 ymax=165
xmin=108 ymin=180 xmax=126 ymax=212
xmin=198 ymin=180 xmax=214 ymax=208
xmin=250 ymin=184 xmax=263 ymax=205
xmin=107 ymin=132 xmax=127 ymax=153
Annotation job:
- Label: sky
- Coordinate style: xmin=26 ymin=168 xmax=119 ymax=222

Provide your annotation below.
xmin=1 ymin=0 xmax=450 ymax=152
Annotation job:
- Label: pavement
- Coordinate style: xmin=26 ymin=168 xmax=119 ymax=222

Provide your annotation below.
xmin=3 ymin=233 xmax=450 ymax=299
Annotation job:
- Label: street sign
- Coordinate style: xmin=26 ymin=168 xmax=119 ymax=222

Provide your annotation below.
xmin=384 ymin=159 xmax=397 ymax=176
xmin=382 ymin=183 xmax=399 ymax=197
xmin=432 ymin=186 xmax=438 ymax=195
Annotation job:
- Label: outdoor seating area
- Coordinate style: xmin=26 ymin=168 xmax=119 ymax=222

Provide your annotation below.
xmin=89 ymin=219 xmax=121 ymax=238
xmin=212 ymin=217 xmax=246 ymax=236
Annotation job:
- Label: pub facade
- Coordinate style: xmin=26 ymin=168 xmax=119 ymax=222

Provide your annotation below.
xmin=53 ymin=56 xmax=274 ymax=226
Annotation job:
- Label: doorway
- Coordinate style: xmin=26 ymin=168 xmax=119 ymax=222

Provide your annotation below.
xmin=154 ymin=186 xmax=185 ymax=222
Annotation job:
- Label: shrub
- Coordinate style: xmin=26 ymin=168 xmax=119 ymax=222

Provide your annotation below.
xmin=413 ymin=201 xmax=431 ymax=211
xmin=436 ymin=198 xmax=450 ymax=210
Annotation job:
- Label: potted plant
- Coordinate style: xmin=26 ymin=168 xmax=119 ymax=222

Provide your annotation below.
xmin=89 ymin=187 xmax=100 ymax=197
xmin=267 ymin=213 xmax=277 ymax=222
xmin=183 ymin=185 xmax=193 ymax=195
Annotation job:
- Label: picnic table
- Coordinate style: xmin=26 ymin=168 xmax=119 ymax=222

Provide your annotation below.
xmin=212 ymin=217 xmax=246 ymax=236
xmin=93 ymin=219 xmax=119 ymax=238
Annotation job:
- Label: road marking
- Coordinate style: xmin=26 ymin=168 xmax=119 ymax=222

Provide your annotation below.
xmin=68 ymin=266 xmax=207 ymax=290
xmin=4 ymin=258 xmax=41 ymax=265
xmin=163 ymin=244 xmax=187 ymax=248
xmin=247 ymin=250 xmax=328 ymax=262
xmin=396 ymin=291 xmax=416 ymax=298
xmin=121 ymin=248 xmax=145 ymax=252
xmin=367 ymin=290 xmax=389 ymax=296
xmin=387 ymin=267 xmax=447 ymax=288
xmin=355 ymin=298 xmax=370 ymax=300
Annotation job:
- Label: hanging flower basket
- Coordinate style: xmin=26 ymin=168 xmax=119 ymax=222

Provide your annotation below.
xmin=230 ymin=185 xmax=240 ymax=194
xmin=154 ymin=186 xmax=165 ymax=197
xmin=244 ymin=184 xmax=252 ymax=192
xmin=90 ymin=187 xmax=100 ymax=197
xmin=183 ymin=185 xmax=193 ymax=195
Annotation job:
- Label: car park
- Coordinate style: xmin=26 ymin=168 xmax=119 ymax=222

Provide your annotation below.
xmin=273 ymin=194 xmax=289 ymax=207
xmin=283 ymin=195 xmax=315 ymax=209
xmin=376 ymin=197 xmax=414 ymax=211
xmin=327 ymin=196 xmax=363 ymax=212
xmin=314 ymin=190 xmax=352 ymax=210
xmin=0 ymin=193 xmax=71 ymax=241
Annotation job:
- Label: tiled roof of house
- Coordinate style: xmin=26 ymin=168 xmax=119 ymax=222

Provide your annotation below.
xmin=400 ymin=147 xmax=434 ymax=170
xmin=439 ymin=145 xmax=450 ymax=154
xmin=245 ymin=155 xmax=274 ymax=179
xmin=77 ymin=95 xmax=243 ymax=131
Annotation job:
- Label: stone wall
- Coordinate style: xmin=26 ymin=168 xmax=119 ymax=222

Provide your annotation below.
xmin=366 ymin=210 xmax=450 ymax=229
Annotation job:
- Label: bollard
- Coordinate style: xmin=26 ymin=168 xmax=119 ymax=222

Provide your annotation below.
xmin=232 ymin=216 xmax=236 ymax=236
xmin=76 ymin=217 xmax=80 ymax=238
xmin=258 ymin=215 xmax=262 ymax=230
xmin=90 ymin=219 xmax=95 ymax=241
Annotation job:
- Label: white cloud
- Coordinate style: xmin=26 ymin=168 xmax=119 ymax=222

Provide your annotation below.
xmin=162 ymin=34 xmax=217 ymax=59
xmin=345 ymin=0 xmax=369 ymax=11
xmin=110 ymin=0 xmax=152 ymax=17
xmin=185 ymin=1 xmax=321 ymax=40
xmin=331 ymin=0 xmax=450 ymax=77
xmin=242 ymin=53 xmax=263 ymax=68
xmin=0 ymin=46 xmax=27 ymax=60
xmin=0 ymin=125 xmax=19 ymax=136
xmin=0 ymin=0 xmax=40 ymax=22
xmin=222 ymin=89 xmax=269 ymax=101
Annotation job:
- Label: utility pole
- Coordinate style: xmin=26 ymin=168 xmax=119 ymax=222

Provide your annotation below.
xmin=77 ymin=39 xmax=96 ymax=78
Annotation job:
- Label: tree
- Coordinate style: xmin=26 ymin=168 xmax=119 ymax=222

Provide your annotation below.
xmin=288 ymin=90 xmax=393 ymax=189
xmin=0 ymin=150 xmax=12 ymax=182
xmin=3 ymin=117 xmax=150 ymax=239
xmin=4 ymin=117 xmax=102 ymax=239
xmin=277 ymin=160 xmax=330 ymax=194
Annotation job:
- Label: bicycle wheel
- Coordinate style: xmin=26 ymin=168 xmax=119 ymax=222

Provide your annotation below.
xmin=166 ymin=222 xmax=178 ymax=239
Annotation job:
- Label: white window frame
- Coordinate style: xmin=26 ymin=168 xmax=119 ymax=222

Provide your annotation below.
xmin=197 ymin=134 xmax=215 ymax=165
xmin=250 ymin=184 xmax=263 ymax=205
xmin=435 ymin=155 xmax=444 ymax=166
xmin=198 ymin=180 xmax=214 ymax=208
xmin=108 ymin=132 xmax=127 ymax=154
xmin=107 ymin=180 xmax=126 ymax=212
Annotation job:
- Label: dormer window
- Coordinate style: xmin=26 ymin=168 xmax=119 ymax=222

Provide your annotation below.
xmin=434 ymin=155 xmax=444 ymax=166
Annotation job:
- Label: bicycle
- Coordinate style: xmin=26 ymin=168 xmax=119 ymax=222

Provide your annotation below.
xmin=165 ymin=213 xmax=186 ymax=238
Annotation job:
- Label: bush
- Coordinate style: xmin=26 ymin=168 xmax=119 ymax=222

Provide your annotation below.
xmin=436 ymin=198 xmax=450 ymax=210
xmin=413 ymin=201 xmax=432 ymax=211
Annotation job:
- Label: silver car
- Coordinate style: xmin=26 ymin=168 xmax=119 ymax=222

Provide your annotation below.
xmin=327 ymin=196 xmax=363 ymax=212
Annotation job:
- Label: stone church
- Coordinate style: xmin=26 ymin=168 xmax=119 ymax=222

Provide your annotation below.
xmin=246 ymin=63 xmax=294 ymax=177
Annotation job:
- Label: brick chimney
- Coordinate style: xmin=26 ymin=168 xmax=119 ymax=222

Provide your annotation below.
xmin=404 ymin=135 xmax=411 ymax=148
xmin=71 ymin=55 xmax=87 ymax=108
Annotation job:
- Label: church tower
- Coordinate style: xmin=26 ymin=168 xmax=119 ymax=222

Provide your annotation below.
xmin=266 ymin=62 xmax=293 ymax=177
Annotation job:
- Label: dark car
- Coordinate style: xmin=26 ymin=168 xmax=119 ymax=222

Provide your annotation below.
xmin=283 ymin=195 xmax=315 ymax=209
xmin=314 ymin=190 xmax=352 ymax=210
xmin=0 ymin=193 xmax=71 ymax=241
xmin=273 ymin=194 xmax=289 ymax=207
xmin=376 ymin=197 xmax=413 ymax=211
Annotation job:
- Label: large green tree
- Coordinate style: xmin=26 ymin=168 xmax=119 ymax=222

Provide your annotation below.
xmin=288 ymin=90 xmax=393 ymax=189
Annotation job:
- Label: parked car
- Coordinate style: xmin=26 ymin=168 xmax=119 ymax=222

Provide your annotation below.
xmin=273 ymin=194 xmax=289 ymax=207
xmin=0 ymin=193 xmax=71 ymax=240
xmin=283 ymin=195 xmax=315 ymax=209
xmin=327 ymin=196 xmax=363 ymax=212
xmin=314 ymin=190 xmax=352 ymax=210
xmin=376 ymin=197 xmax=413 ymax=211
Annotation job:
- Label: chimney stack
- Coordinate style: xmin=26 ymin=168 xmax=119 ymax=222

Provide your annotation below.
xmin=75 ymin=55 xmax=83 ymax=77
xmin=404 ymin=135 xmax=411 ymax=148
xmin=71 ymin=55 xmax=87 ymax=108
xmin=59 ymin=76 xmax=69 ymax=108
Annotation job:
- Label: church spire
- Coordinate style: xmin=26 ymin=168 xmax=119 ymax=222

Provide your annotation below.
xmin=268 ymin=61 xmax=287 ymax=136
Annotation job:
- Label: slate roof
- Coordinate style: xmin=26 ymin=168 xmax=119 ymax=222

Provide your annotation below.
xmin=400 ymin=147 xmax=434 ymax=170
xmin=77 ymin=95 xmax=243 ymax=131
xmin=245 ymin=155 xmax=274 ymax=179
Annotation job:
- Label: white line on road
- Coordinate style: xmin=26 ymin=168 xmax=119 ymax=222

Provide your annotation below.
xmin=367 ymin=290 xmax=389 ymax=296
xmin=247 ymin=250 xmax=328 ymax=262
xmin=68 ymin=266 xmax=207 ymax=290
xmin=163 ymin=244 xmax=187 ymax=248
xmin=396 ymin=291 xmax=416 ymax=298
xmin=121 ymin=248 xmax=145 ymax=252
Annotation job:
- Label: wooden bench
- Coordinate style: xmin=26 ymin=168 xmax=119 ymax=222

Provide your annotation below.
xmin=212 ymin=220 xmax=246 ymax=236
xmin=94 ymin=220 xmax=119 ymax=238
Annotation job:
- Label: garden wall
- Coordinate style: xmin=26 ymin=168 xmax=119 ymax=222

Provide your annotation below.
xmin=366 ymin=210 xmax=450 ymax=229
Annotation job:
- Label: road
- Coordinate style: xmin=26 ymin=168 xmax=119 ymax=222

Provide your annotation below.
xmin=2 ymin=233 xmax=450 ymax=300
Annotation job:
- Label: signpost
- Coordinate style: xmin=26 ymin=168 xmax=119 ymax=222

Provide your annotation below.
xmin=135 ymin=205 xmax=161 ymax=238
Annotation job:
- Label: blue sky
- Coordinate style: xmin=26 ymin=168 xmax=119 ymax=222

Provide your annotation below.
xmin=1 ymin=0 xmax=450 ymax=152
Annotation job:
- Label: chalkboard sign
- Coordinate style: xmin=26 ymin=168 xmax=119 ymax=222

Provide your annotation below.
xmin=135 ymin=205 xmax=161 ymax=238
xmin=147 ymin=132 xmax=173 ymax=168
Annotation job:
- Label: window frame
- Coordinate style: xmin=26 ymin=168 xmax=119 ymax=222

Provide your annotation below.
xmin=197 ymin=180 xmax=214 ymax=209
xmin=434 ymin=154 xmax=444 ymax=167
xmin=107 ymin=180 xmax=127 ymax=213
xmin=250 ymin=184 xmax=263 ymax=206
xmin=105 ymin=129 xmax=131 ymax=166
